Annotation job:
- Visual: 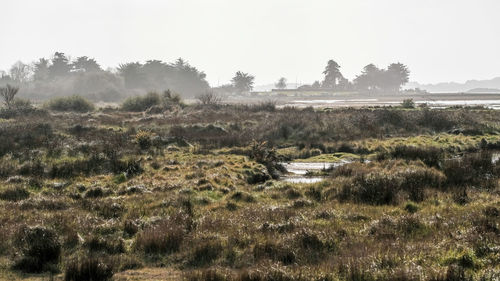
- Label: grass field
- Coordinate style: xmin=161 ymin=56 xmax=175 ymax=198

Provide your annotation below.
xmin=0 ymin=100 xmax=499 ymax=280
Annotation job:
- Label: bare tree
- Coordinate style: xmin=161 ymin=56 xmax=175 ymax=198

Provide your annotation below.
xmin=9 ymin=61 xmax=31 ymax=83
xmin=0 ymin=84 xmax=20 ymax=109
xmin=196 ymin=91 xmax=223 ymax=106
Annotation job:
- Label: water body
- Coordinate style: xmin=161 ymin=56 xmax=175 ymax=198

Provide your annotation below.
xmin=280 ymin=161 xmax=351 ymax=184
xmin=287 ymin=99 xmax=500 ymax=109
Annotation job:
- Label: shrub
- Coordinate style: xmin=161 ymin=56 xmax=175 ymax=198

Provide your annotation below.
xmin=404 ymin=202 xmax=419 ymax=213
xmin=121 ymin=92 xmax=161 ymax=112
xmin=0 ymin=84 xmax=19 ymax=109
xmin=197 ymin=91 xmax=223 ymax=106
xmin=13 ymin=226 xmax=61 ymax=273
xmin=253 ymin=240 xmax=295 ymax=265
xmin=391 ymin=145 xmax=443 ymax=167
xmin=351 ymin=172 xmax=402 ymax=205
xmin=134 ymin=217 xmax=186 ymax=255
xmin=45 ymin=95 xmax=95 ymax=112
xmin=401 ymin=99 xmax=415 ymax=109
xmin=12 ymin=98 xmax=33 ymax=110
xmin=84 ymin=187 xmax=105 ymax=198
xmin=134 ymin=130 xmax=153 ymax=150
xmin=337 ymin=161 xmax=446 ymax=204
xmin=84 ymin=236 xmax=125 ymax=254
xmin=0 ymin=186 xmax=30 ymax=202
xmin=443 ymin=152 xmax=494 ymax=187
xmin=190 ymin=239 xmax=224 ymax=266
xmin=64 ymin=257 xmax=113 ymax=281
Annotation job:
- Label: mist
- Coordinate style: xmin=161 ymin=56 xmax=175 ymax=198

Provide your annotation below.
xmin=1 ymin=0 xmax=500 ymax=87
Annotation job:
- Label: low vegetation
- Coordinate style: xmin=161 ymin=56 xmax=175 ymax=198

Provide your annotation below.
xmin=45 ymin=95 xmax=95 ymax=112
xmin=0 ymin=97 xmax=499 ymax=280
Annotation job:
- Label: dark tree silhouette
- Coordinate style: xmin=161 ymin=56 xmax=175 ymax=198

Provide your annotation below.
xmin=322 ymin=60 xmax=344 ymax=89
xmin=354 ymin=64 xmax=383 ymax=92
xmin=385 ymin=63 xmax=410 ymax=92
xmin=48 ymin=52 xmax=71 ymax=79
xmin=71 ymin=56 xmax=102 ymax=73
xmin=33 ymin=58 xmax=50 ymax=81
xmin=117 ymin=58 xmax=209 ymax=97
xmin=275 ymin=77 xmax=287 ymax=89
xmin=231 ymin=71 xmax=255 ymax=94
xmin=354 ymin=63 xmax=410 ymax=93
xmin=118 ymin=62 xmax=146 ymax=89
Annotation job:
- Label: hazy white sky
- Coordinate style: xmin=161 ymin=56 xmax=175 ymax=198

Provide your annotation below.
xmin=1 ymin=0 xmax=499 ymax=86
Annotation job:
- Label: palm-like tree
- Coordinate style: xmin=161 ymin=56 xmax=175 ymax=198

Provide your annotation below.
xmin=231 ymin=71 xmax=255 ymax=94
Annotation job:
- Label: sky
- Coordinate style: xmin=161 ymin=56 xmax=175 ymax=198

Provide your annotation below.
xmin=1 ymin=0 xmax=499 ymax=86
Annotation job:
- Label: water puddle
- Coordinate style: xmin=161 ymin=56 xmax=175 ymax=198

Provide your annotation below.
xmin=280 ymin=161 xmax=351 ymax=184
xmin=283 ymin=177 xmax=325 ymax=184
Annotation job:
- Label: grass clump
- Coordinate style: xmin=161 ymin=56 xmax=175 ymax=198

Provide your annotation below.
xmin=121 ymin=92 xmax=161 ymax=112
xmin=45 ymin=95 xmax=95 ymax=112
xmin=134 ymin=216 xmax=187 ymax=255
xmin=64 ymin=256 xmax=113 ymax=281
xmin=0 ymin=186 xmax=30 ymax=201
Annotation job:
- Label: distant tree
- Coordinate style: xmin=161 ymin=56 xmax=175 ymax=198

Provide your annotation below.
xmin=71 ymin=56 xmax=102 ymax=73
xmin=169 ymin=58 xmax=210 ymax=97
xmin=212 ymin=84 xmax=235 ymax=96
xmin=275 ymin=77 xmax=287 ymax=89
xmin=354 ymin=63 xmax=410 ymax=93
xmin=48 ymin=52 xmax=71 ymax=79
xmin=9 ymin=61 xmax=31 ymax=83
xmin=337 ymin=77 xmax=352 ymax=91
xmin=312 ymin=81 xmax=321 ymax=89
xmin=231 ymin=71 xmax=255 ymax=94
xmin=118 ymin=62 xmax=146 ymax=89
xmin=33 ymin=58 xmax=50 ymax=81
xmin=0 ymin=84 xmax=19 ymax=109
xmin=354 ymin=64 xmax=383 ymax=92
xmin=322 ymin=60 xmax=344 ymax=89
xmin=117 ymin=58 xmax=210 ymax=97
xmin=384 ymin=63 xmax=410 ymax=92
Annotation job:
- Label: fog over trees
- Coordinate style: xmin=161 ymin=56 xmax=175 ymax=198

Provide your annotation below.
xmin=0 ymin=52 xmax=211 ymax=101
xmin=0 ymin=52 xmax=410 ymax=102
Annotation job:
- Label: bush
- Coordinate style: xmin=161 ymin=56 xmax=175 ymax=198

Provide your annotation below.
xmin=84 ymin=236 xmax=125 ymax=254
xmin=197 ymin=91 xmax=223 ymax=106
xmin=134 ymin=130 xmax=153 ymax=150
xmin=12 ymin=98 xmax=33 ymax=110
xmin=45 ymin=95 xmax=95 ymax=112
xmin=253 ymin=240 xmax=296 ymax=265
xmin=348 ymin=172 xmax=402 ymax=205
xmin=190 ymin=239 xmax=224 ymax=266
xmin=64 ymin=257 xmax=113 ymax=281
xmin=338 ymin=161 xmax=445 ymax=204
xmin=401 ymin=99 xmax=415 ymax=109
xmin=391 ymin=145 xmax=443 ymax=167
xmin=134 ymin=217 xmax=187 ymax=255
xmin=443 ymin=151 xmax=494 ymax=187
xmin=13 ymin=226 xmax=61 ymax=273
xmin=121 ymin=92 xmax=161 ymax=112
xmin=0 ymin=186 xmax=30 ymax=202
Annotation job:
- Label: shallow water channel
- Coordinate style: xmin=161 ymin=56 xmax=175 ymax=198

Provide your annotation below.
xmin=280 ymin=161 xmax=351 ymax=184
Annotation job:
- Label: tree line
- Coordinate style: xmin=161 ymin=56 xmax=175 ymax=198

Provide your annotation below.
xmin=292 ymin=60 xmax=410 ymax=93
xmin=0 ymin=53 xmax=409 ymax=102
